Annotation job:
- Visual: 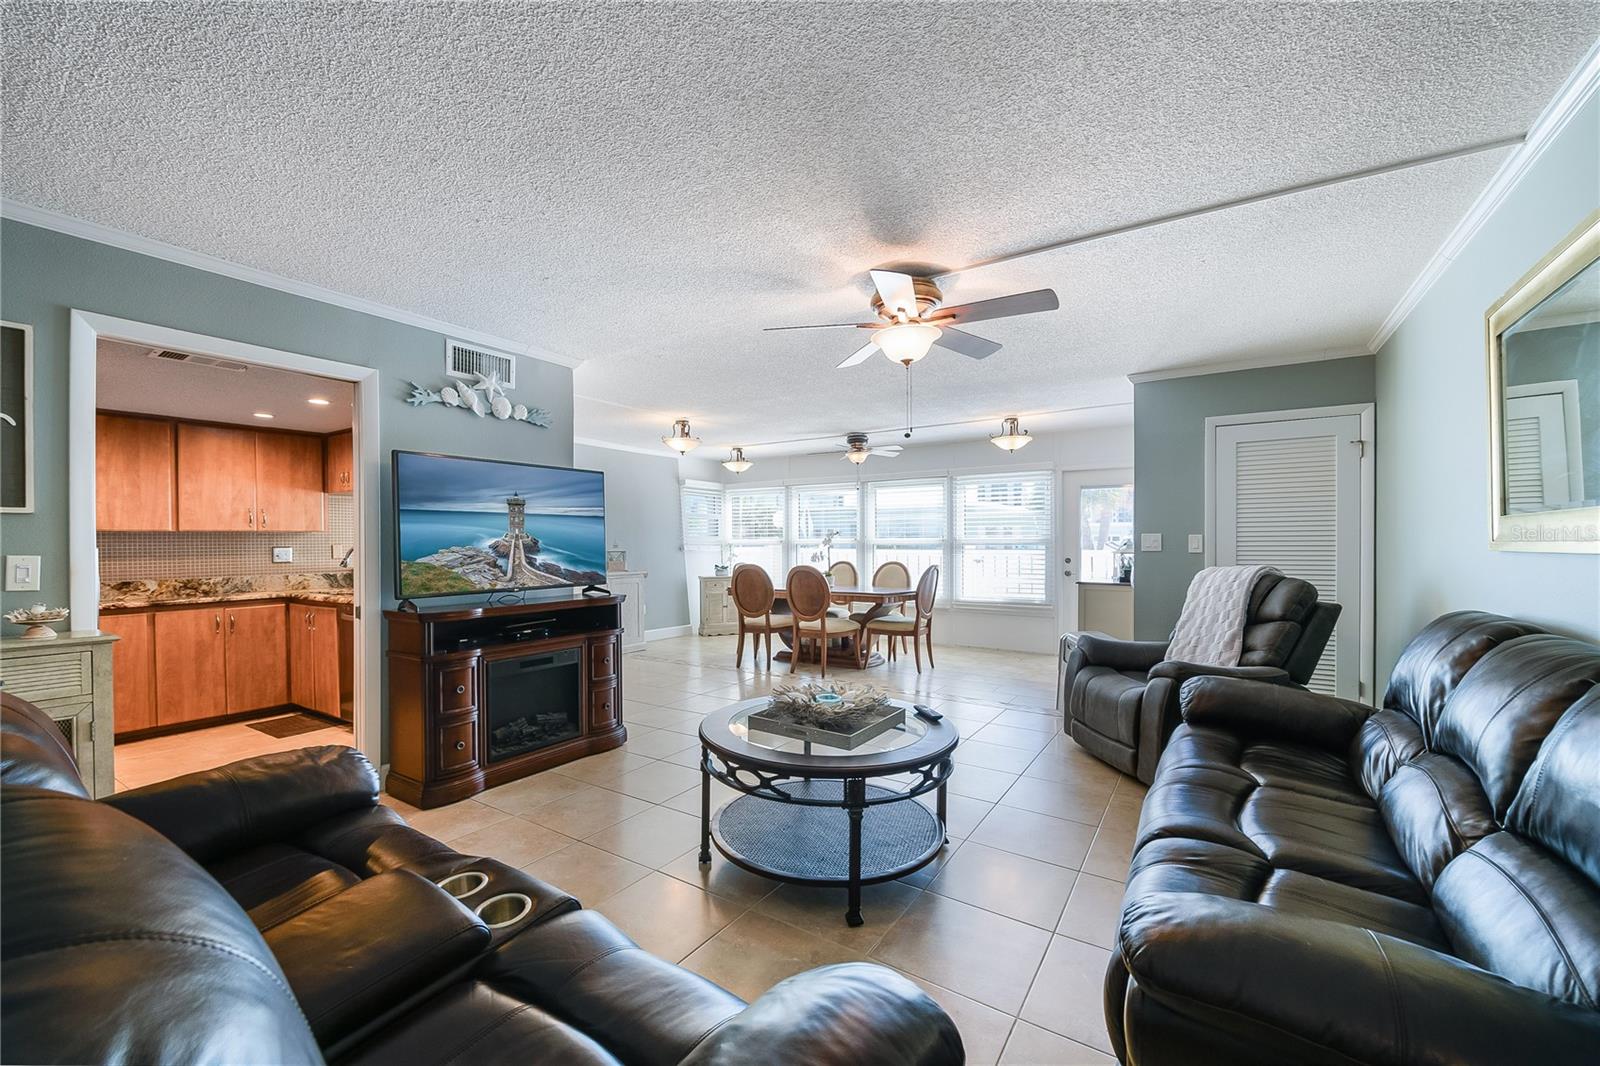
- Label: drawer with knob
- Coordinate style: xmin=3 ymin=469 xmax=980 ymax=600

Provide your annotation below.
xmin=589 ymin=639 xmax=619 ymax=682
xmin=589 ymin=684 xmax=620 ymax=731
xmin=437 ymin=718 xmax=479 ymax=775
xmin=438 ymin=665 xmax=477 ymax=712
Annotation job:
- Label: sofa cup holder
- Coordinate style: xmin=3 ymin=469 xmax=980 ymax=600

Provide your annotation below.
xmin=436 ymin=870 xmax=490 ymax=900
xmin=474 ymin=892 xmax=533 ymax=930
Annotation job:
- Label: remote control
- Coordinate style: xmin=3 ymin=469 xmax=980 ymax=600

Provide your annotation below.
xmin=913 ymin=704 xmax=943 ymax=722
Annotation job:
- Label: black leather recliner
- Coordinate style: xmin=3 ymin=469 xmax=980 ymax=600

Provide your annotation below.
xmin=1106 ymin=611 xmax=1600 ymax=1064
xmin=0 ymin=693 xmax=963 ymax=1066
xmin=1060 ymin=571 xmax=1340 ymax=783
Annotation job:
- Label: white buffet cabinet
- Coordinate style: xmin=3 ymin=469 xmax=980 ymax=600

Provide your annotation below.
xmin=698 ymin=574 xmax=737 ymax=636
xmin=607 ymin=570 xmax=648 ymax=652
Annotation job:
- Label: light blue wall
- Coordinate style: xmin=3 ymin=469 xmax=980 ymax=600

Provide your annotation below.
xmin=1374 ymin=93 xmax=1600 ymax=677
xmin=0 ymin=219 xmax=575 ymax=757
xmin=0 ymin=219 xmax=574 ymax=617
xmin=573 ymin=442 xmax=700 ymax=632
xmin=1132 ymin=356 xmax=1377 ymax=639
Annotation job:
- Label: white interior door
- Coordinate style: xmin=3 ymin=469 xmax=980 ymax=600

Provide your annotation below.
xmin=1504 ymin=383 xmax=1584 ymax=510
xmin=1058 ymin=468 xmax=1134 ymax=636
xmin=1212 ymin=414 xmax=1365 ymax=698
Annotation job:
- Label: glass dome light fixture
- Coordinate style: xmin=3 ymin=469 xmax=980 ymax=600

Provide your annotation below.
xmin=844 ymin=446 xmax=872 ymax=465
xmin=661 ymin=418 xmax=701 ymax=453
xmin=873 ymin=321 xmax=941 ymax=365
xmin=721 ymin=446 xmax=753 ymax=474
xmin=990 ymin=416 xmax=1034 ymax=451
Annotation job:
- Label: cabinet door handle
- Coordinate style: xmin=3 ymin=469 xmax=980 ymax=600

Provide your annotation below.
xmin=229 ymin=614 xmax=236 ymax=634
xmin=261 ymin=510 xmax=269 ymax=528
xmin=247 ymin=508 xmax=254 ymax=528
xmin=214 ymin=613 xmax=221 ymax=634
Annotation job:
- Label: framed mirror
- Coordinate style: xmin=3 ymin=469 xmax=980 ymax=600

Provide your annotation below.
xmin=1486 ymin=212 xmax=1599 ymax=553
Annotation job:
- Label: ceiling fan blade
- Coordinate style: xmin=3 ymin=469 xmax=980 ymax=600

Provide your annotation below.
xmin=764 ymin=321 xmax=875 ymax=331
xmin=869 ymin=270 xmax=919 ymax=320
xmin=836 ymin=343 xmax=879 ymax=369
xmin=928 ymin=288 xmax=1059 ymax=326
xmin=876 ymin=446 xmax=903 ymax=456
xmin=932 ymin=326 xmax=1002 ymax=360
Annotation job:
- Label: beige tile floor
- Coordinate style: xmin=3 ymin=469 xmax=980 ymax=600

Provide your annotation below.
xmin=113 ymin=715 xmax=354 ymax=790
xmin=387 ymin=635 xmax=1144 ymax=1065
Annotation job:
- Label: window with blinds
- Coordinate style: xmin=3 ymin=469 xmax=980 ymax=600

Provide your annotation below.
xmin=791 ymin=483 xmax=859 ymax=569
xmin=726 ymin=486 xmax=786 ymax=575
xmin=953 ymin=471 xmax=1052 ymax=604
xmin=679 ymin=483 xmax=723 ymax=546
xmin=866 ymin=479 xmax=947 ymax=586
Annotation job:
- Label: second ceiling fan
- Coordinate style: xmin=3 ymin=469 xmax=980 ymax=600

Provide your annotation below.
xmin=767 ymin=270 xmax=1059 ymax=369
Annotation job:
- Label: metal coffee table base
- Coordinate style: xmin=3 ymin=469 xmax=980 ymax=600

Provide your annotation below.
xmin=698 ymin=757 xmax=950 ymax=926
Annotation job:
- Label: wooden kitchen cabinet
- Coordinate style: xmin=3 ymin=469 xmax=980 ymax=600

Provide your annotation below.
xmin=256 ymin=432 xmax=326 ymax=532
xmin=153 ymin=607 xmax=228 ymax=724
xmin=290 ymin=606 xmax=340 ymax=717
xmin=225 ymin=604 xmax=289 ymax=712
xmin=176 ymin=424 xmax=258 ymax=531
xmin=325 ymin=430 xmax=353 ymax=494
xmin=96 ymin=414 xmax=175 ymax=531
xmin=98 ymin=611 xmax=157 ymax=734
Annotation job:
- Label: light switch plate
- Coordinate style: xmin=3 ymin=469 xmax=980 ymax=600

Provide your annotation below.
xmin=272 ymin=547 xmax=294 ymax=563
xmin=1140 ymin=533 xmax=1162 ymax=552
xmin=1188 ymin=534 xmax=1204 ymax=553
xmin=5 ymin=555 xmax=41 ymax=591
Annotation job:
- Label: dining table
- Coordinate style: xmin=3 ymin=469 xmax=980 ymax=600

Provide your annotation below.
xmin=732 ymin=582 xmax=917 ymax=669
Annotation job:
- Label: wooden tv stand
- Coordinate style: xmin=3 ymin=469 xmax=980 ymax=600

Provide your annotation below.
xmin=384 ymin=596 xmax=626 ymax=809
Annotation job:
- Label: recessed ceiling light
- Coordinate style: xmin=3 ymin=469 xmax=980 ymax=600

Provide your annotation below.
xmin=307 ymin=397 xmax=331 ymax=406
xmin=252 ymin=411 xmax=275 ymax=419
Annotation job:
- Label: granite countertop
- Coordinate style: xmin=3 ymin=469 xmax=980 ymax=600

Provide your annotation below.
xmin=100 ymin=575 xmax=354 ymax=611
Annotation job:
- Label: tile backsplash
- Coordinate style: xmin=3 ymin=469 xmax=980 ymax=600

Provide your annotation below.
xmin=98 ymin=494 xmax=357 ymax=580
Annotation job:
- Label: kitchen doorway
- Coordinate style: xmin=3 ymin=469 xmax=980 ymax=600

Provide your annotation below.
xmin=67 ymin=312 xmax=380 ymax=788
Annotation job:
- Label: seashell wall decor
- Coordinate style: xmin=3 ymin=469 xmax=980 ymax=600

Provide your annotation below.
xmin=406 ymin=372 xmax=552 ymax=428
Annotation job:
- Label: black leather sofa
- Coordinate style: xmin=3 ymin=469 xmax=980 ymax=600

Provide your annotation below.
xmin=0 ymin=693 xmax=962 ymax=1066
xmin=1061 ymin=571 xmax=1340 ymax=783
xmin=1106 ymin=611 xmax=1600 ymax=1064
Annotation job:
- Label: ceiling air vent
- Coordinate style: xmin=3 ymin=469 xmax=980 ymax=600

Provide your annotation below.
xmin=146 ymin=349 xmax=248 ymax=372
xmin=445 ymin=339 xmax=516 ymax=388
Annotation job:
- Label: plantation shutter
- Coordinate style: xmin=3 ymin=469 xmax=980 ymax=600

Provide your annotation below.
xmin=952 ymin=471 xmax=1052 ymax=603
xmin=680 ymin=483 xmax=723 ymax=546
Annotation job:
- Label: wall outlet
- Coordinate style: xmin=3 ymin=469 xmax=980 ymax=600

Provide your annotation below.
xmin=272 ymin=547 xmax=294 ymax=563
xmin=1188 ymin=534 xmax=1204 ymax=553
xmin=1139 ymin=533 xmax=1162 ymax=552
xmin=332 ymin=544 xmax=352 ymax=562
xmin=5 ymin=555 xmax=41 ymax=591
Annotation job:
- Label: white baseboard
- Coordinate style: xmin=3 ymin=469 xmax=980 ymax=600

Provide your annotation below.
xmin=645 ymin=624 xmax=692 ymax=641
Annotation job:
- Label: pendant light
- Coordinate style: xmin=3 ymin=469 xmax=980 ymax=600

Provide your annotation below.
xmin=990 ymin=416 xmax=1033 ymax=451
xmin=661 ymin=418 xmax=701 ymax=453
xmin=721 ymin=446 xmax=753 ymax=474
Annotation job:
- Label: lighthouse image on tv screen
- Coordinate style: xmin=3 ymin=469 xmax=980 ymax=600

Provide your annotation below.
xmin=395 ymin=451 xmax=607 ymax=598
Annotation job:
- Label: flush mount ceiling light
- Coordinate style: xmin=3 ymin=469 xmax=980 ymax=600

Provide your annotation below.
xmin=662 ymin=418 xmax=701 ymax=453
xmin=990 ymin=416 xmax=1034 ymax=451
xmin=721 ymin=446 xmax=753 ymax=474
xmin=871 ymin=321 xmax=942 ymax=366
xmin=307 ymin=397 xmax=331 ymax=406
xmin=252 ymin=411 xmax=275 ymax=420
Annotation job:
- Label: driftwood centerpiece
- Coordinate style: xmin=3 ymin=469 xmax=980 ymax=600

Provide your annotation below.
xmin=749 ymin=683 xmax=904 ymax=751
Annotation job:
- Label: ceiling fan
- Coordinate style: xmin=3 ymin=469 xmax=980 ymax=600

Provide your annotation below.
xmin=766 ymin=270 xmax=1059 ymax=369
xmin=831 ymin=432 xmax=901 ymax=465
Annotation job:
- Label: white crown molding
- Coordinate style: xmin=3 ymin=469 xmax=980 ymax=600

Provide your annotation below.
xmin=0 ymin=198 xmax=586 ymax=369
xmin=574 ymin=434 xmax=685 ymax=459
xmin=1367 ymin=39 xmax=1600 ymax=353
xmin=1127 ymin=346 xmax=1372 ymax=385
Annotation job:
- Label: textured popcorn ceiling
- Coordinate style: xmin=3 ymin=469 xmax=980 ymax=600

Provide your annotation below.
xmin=4 ymin=2 xmax=1594 ymax=454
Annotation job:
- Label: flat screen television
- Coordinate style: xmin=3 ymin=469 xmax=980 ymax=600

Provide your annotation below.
xmin=393 ymin=450 xmax=607 ymax=600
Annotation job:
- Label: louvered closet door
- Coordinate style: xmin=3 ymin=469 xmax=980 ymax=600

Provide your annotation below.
xmin=1215 ymin=414 xmax=1361 ymax=698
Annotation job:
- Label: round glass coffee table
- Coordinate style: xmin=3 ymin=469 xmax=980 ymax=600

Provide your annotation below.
xmin=697 ymin=697 xmax=958 ymax=926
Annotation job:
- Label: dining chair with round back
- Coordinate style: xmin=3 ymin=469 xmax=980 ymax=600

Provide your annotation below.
xmin=864 ymin=565 xmax=939 ymax=672
xmin=867 ymin=560 xmax=914 ymax=659
xmin=825 ymin=560 xmax=859 ymax=617
xmin=730 ymin=564 xmax=790 ymax=669
xmin=785 ymin=565 xmax=859 ymax=677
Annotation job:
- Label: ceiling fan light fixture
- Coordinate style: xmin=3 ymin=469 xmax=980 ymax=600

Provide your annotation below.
xmin=721 ymin=446 xmax=753 ymax=474
xmin=990 ymin=416 xmax=1033 ymax=451
xmin=845 ymin=448 xmax=872 ymax=465
xmin=873 ymin=322 xmax=941 ymax=365
xmin=662 ymin=418 xmax=701 ymax=453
